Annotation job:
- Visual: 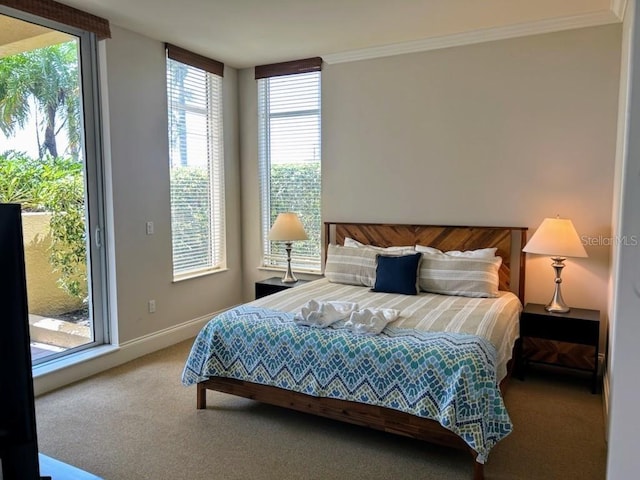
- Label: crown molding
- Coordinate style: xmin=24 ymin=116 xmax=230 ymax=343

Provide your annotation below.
xmin=323 ymin=10 xmax=621 ymax=65
xmin=611 ymin=0 xmax=628 ymax=20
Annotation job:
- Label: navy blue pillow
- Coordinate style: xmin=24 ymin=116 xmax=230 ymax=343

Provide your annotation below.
xmin=371 ymin=253 xmax=422 ymax=295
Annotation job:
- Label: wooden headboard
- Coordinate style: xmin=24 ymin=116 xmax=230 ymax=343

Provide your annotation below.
xmin=324 ymin=222 xmax=528 ymax=303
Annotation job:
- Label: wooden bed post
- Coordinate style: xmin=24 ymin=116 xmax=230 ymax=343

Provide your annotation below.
xmin=473 ymin=461 xmax=485 ymax=480
xmin=197 ymin=382 xmax=207 ymax=409
xmin=468 ymin=448 xmax=485 ymax=480
xmin=519 ymin=227 xmax=528 ymax=305
xmin=324 ymin=222 xmax=331 ymax=266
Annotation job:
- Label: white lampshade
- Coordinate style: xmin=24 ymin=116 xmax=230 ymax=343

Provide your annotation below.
xmin=523 ymin=217 xmax=587 ymax=258
xmin=268 ymin=213 xmax=308 ymax=242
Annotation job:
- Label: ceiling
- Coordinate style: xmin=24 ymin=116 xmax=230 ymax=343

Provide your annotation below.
xmin=7 ymin=0 xmax=627 ymax=68
xmin=0 ymin=15 xmax=71 ymax=58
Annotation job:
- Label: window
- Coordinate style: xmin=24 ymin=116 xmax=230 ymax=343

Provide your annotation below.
xmin=258 ymin=59 xmax=322 ymax=272
xmin=166 ymin=46 xmax=225 ymax=279
xmin=0 ymin=5 xmax=109 ymax=364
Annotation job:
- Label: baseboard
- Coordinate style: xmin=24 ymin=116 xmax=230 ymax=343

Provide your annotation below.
xmin=33 ymin=309 xmax=226 ymax=396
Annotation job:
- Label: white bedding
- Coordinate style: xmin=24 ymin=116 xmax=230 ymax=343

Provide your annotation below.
xmin=251 ymin=278 xmax=522 ymax=382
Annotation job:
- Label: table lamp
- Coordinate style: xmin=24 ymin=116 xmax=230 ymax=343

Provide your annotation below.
xmin=268 ymin=212 xmax=308 ymax=283
xmin=523 ymin=217 xmax=587 ymax=313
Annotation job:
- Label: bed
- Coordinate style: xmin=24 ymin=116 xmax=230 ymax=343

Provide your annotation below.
xmin=182 ymin=222 xmax=528 ymax=480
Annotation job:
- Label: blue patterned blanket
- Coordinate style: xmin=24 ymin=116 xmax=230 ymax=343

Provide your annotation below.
xmin=182 ymin=305 xmax=512 ymax=462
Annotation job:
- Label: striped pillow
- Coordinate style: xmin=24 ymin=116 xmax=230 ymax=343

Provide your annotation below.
xmin=418 ymin=254 xmax=502 ymax=298
xmin=324 ymin=244 xmax=377 ymax=287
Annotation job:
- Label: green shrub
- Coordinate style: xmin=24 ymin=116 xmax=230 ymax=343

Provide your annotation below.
xmin=171 ymin=162 xmax=322 ymax=270
xmin=169 ymin=166 xmax=211 ymax=272
xmin=270 ymin=162 xmax=321 ymax=262
xmin=0 ymin=151 xmax=87 ymax=301
xmin=0 ymin=151 xmax=46 ymax=209
xmin=42 ymin=167 xmax=86 ymax=300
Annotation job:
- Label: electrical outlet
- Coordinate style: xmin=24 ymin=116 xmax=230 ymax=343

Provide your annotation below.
xmin=148 ymin=299 xmax=156 ymax=313
xmin=146 ymin=221 xmax=154 ymax=235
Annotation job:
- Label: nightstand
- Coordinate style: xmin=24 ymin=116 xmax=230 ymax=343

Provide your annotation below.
xmin=519 ymin=303 xmax=600 ymax=393
xmin=255 ymin=277 xmax=310 ymax=299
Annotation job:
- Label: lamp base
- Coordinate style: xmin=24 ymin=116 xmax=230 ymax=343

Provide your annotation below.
xmin=281 ymin=268 xmax=298 ymax=283
xmin=545 ymin=256 xmax=570 ymax=313
xmin=281 ymin=241 xmax=297 ymax=283
xmin=545 ymin=301 xmax=570 ymax=314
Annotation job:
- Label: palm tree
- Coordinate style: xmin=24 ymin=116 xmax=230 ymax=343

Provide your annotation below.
xmin=0 ymin=41 xmax=80 ymax=160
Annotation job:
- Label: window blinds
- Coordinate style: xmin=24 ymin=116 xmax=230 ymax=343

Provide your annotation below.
xmin=167 ymin=56 xmax=225 ymax=278
xmin=258 ymin=71 xmax=321 ymax=272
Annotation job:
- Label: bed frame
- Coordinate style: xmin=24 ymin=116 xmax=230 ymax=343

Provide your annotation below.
xmin=196 ymin=222 xmax=528 ymax=480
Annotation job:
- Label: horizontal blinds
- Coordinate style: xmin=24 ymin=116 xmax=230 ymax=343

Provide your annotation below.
xmin=259 ymin=71 xmax=321 ymax=272
xmin=263 ymin=253 xmax=321 ymax=271
xmin=167 ymin=57 xmax=225 ymax=277
xmin=1 ymin=0 xmax=111 ymax=39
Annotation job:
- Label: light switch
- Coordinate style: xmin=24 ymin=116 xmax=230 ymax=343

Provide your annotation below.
xmin=146 ymin=221 xmax=154 ymax=235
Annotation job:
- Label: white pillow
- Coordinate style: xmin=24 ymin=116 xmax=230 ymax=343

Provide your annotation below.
xmin=414 ymin=245 xmax=443 ymax=255
xmin=415 ymin=245 xmax=497 ymax=258
xmin=443 ymin=247 xmax=498 ymax=258
xmin=343 ymin=237 xmax=364 ymax=248
xmin=345 ymin=237 xmax=415 ymax=252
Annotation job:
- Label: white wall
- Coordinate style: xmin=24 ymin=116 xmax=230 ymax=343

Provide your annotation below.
xmin=239 ymin=68 xmax=263 ymax=299
xmin=241 ymin=26 xmax=621 ymax=331
xmin=607 ymin=0 xmax=635 ymax=433
xmin=34 ymin=25 xmax=243 ymax=394
xmin=104 ymin=26 xmax=242 ymax=344
xmin=607 ymin=0 xmax=640 ymax=477
xmin=323 ymin=26 xmax=620 ymax=337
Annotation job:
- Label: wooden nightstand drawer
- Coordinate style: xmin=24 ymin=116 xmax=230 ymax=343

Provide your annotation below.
xmin=522 ymin=338 xmax=596 ymax=371
xmin=519 ymin=303 xmax=600 ymax=393
xmin=520 ymin=312 xmax=599 ymax=345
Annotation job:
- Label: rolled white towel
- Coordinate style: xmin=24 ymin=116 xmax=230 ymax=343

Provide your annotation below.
xmin=297 ymin=299 xmax=322 ymax=325
xmin=294 ymin=300 xmax=359 ymax=328
xmin=344 ymin=308 xmax=400 ymax=335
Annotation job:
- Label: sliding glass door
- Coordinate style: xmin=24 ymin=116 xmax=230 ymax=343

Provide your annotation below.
xmin=0 ymin=11 xmax=107 ymax=364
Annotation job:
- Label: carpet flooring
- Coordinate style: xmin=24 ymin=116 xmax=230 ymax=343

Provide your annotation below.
xmin=35 ymin=339 xmax=607 ymax=480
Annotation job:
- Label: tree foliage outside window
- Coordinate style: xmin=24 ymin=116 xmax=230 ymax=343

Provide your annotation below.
xmin=0 ymin=152 xmax=86 ymax=300
xmin=169 ymin=165 xmax=211 ymax=268
xmin=0 ymin=41 xmax=86 ymax=301
xmin=0 ymin=41 xmax=81 ymax=160
xmin=269 ymin=163 xmax=321 ymax=261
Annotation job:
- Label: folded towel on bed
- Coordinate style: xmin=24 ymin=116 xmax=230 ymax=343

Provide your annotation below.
xmin=344 ymin=308 xmax=400 ymax=335
xmin=294 ymin=300 xmax=359 ymax=328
